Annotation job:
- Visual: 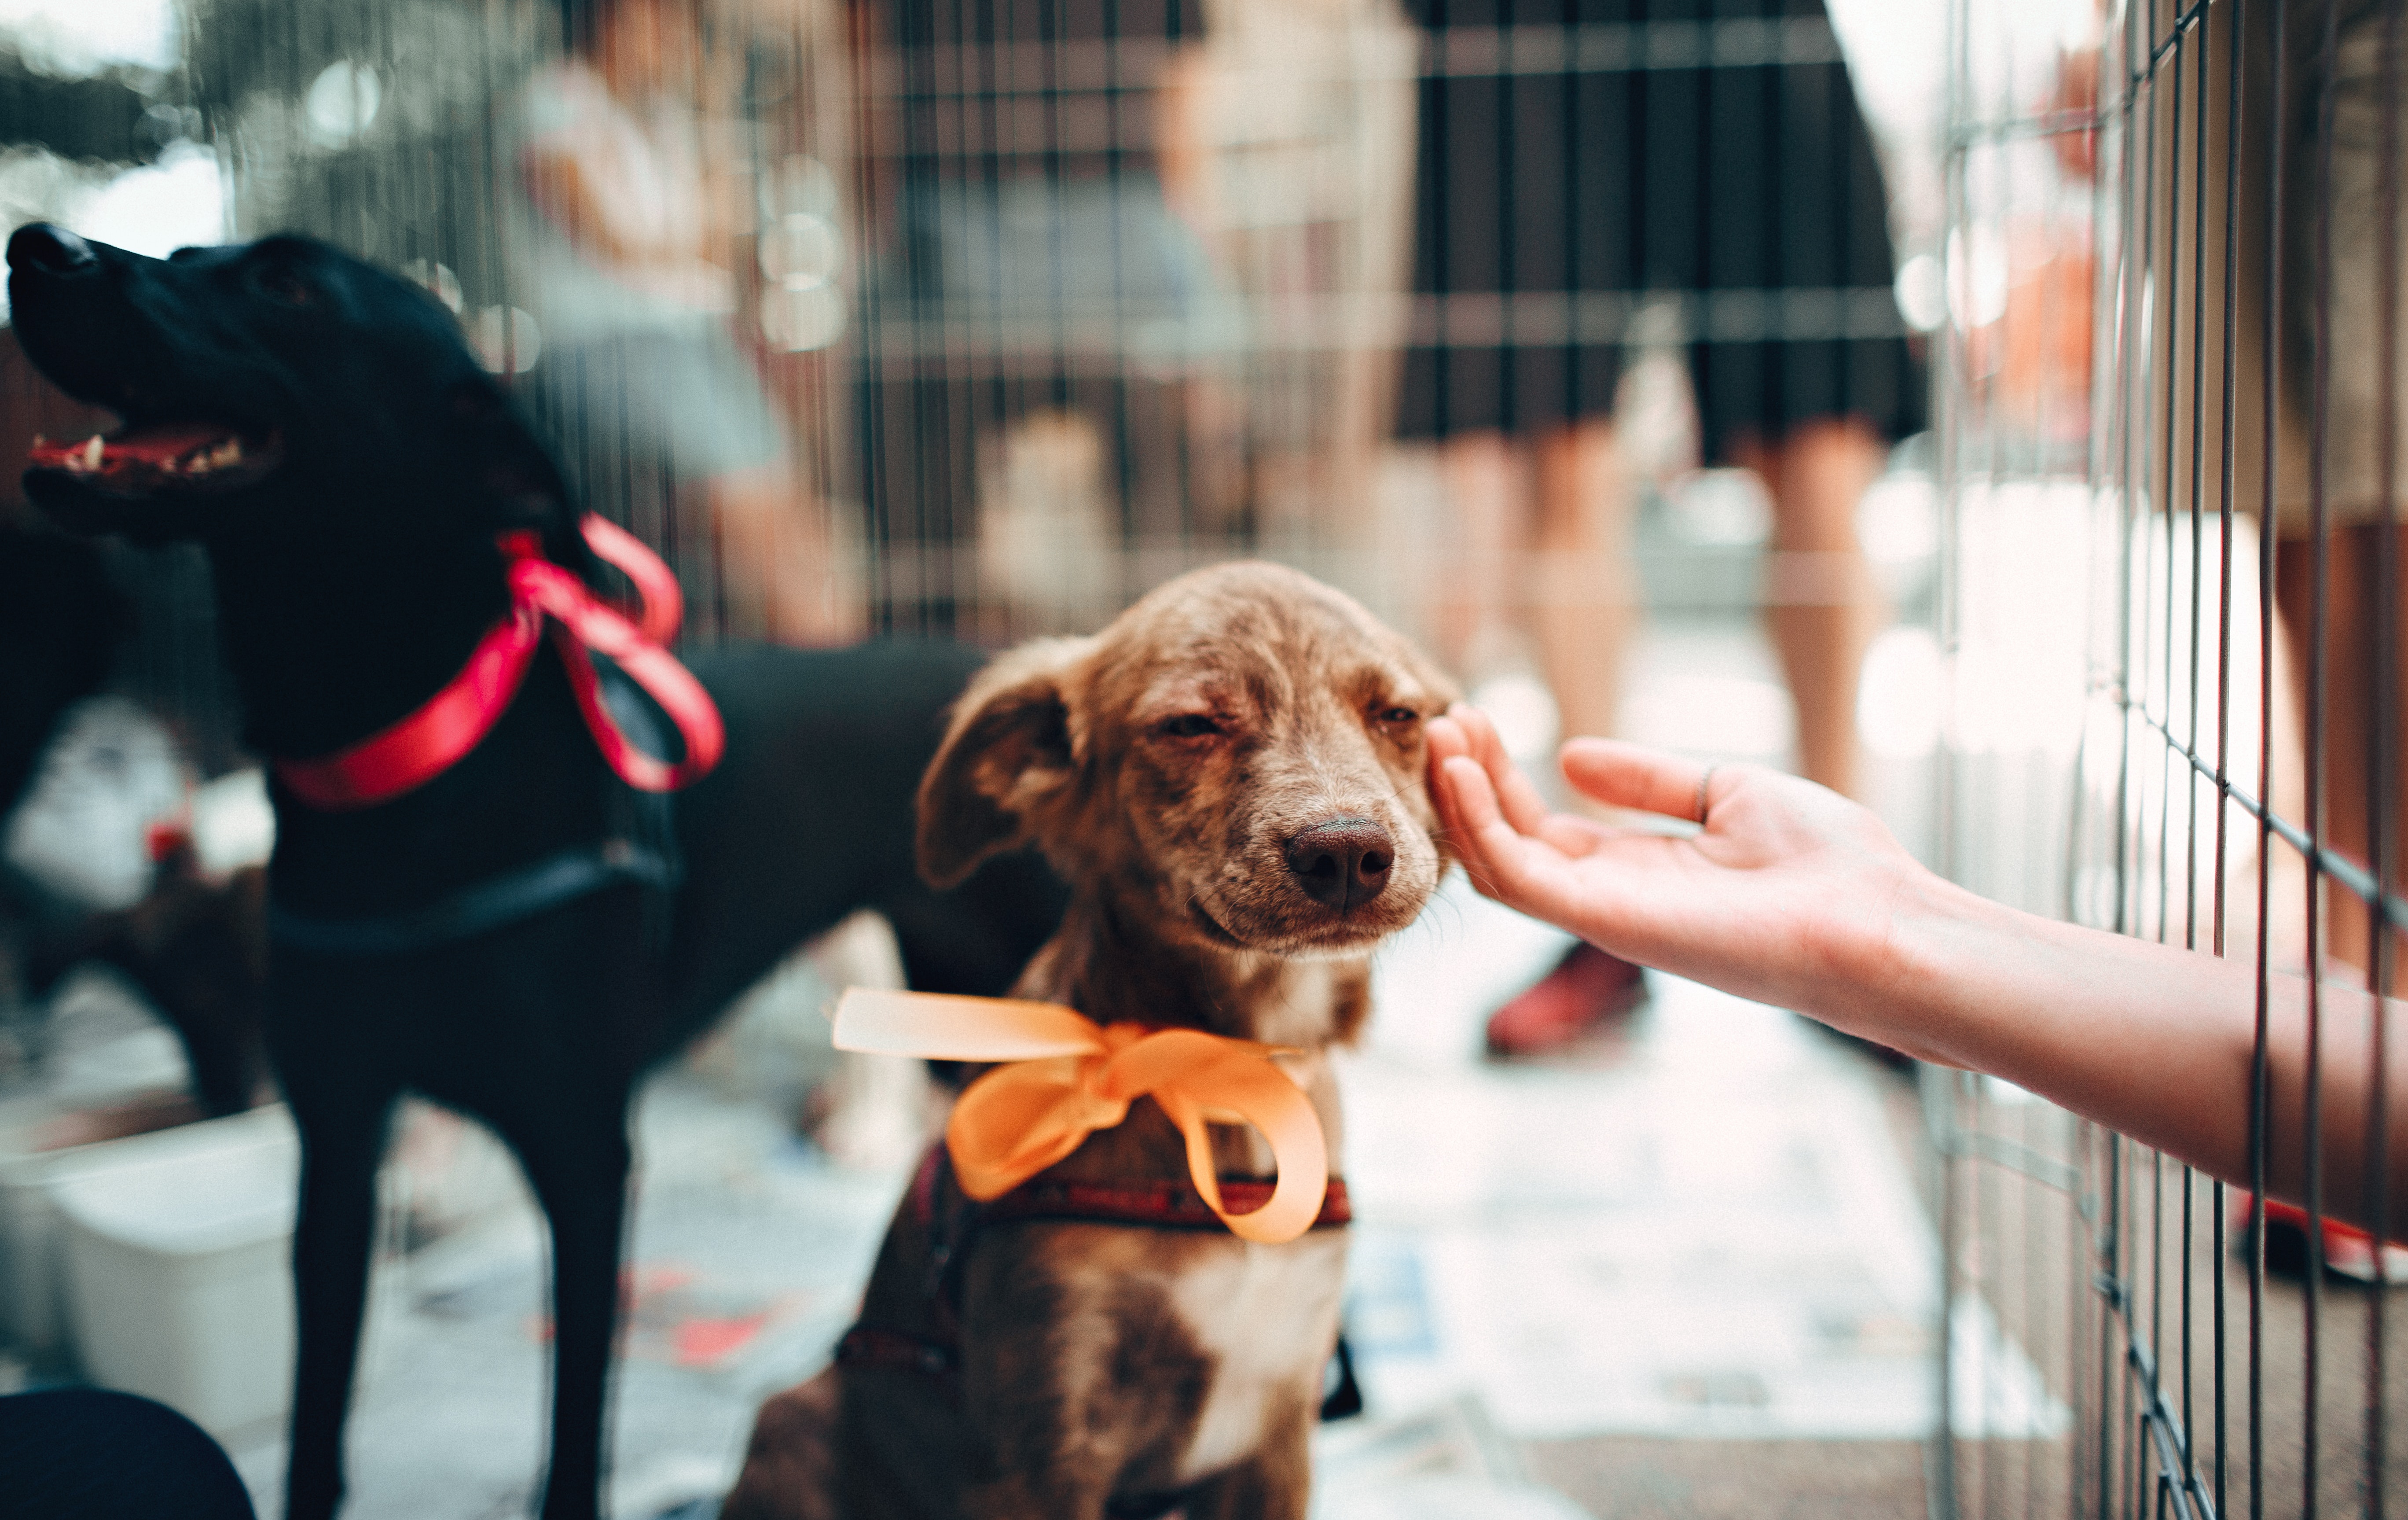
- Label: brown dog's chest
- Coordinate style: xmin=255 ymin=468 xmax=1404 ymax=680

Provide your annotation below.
xmin=1155 ymin=1229 xmax=1350 ymax=1481
xmin=839 ymin=1095 xmax=1351 ymax=1510
xmin=950 ymin=1218 xmax=1349 ymax=1494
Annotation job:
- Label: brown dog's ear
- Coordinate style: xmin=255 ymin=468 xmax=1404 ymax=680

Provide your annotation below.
xmin=917 ymin=637 xmax=1093 ymax=887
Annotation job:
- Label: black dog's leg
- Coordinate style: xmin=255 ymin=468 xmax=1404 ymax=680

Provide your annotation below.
xmin=514 ymin=1097 xmax=635 ymax=1520
xmin=283 ymin=1087 xmax=399 ymax=1520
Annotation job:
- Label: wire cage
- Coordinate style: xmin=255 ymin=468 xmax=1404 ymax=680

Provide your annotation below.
xmin=1931 ymin=1 xmax=2407 ymax=1516
xmin=37 ymin=0 xmax=2391 ymax=1507
xmin=159 ymin=0 xmax=1432 ymax=645
xmin=0 ymin=0 xmax=1946 ymax=744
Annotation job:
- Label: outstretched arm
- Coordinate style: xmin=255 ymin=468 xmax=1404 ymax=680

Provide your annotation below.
xmin=1427 ymin=706 xmax=2408 ymax=1234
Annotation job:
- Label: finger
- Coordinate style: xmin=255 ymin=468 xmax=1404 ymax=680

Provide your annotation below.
xmin=1435 ymin=753 xmax=1524 ymax=897
xmin=1439 ymin=703 xmax=1503 ymax=779
xmin=1536 ymin=812 xmax=1611 ymax=856
xmin=1445 ymin=703 xmax=1553 ymax=835
xmin=1427 ymin=713 xmax=1469 ymax=771
xmin=1432 ymin=751 xmax=1497 ymax=891
xmin=1438 ymin=755 xmax=1577 ymax=911
xmin=1559 ymin=739 xmax=1716 ymax=823
xmin=1428 ymin=729 xmax=1477 ymax=852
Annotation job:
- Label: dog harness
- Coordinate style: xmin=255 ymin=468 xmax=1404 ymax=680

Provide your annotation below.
xmin=832 ymin=988 xmax=1333 ymax=1244
xmin=825 ymin=987 xmax=1365 ymax=1502
xmin=265 ymin=516 xmax=717 ymax=954
xmin=833 ymin=1145 xmax=1360 ymax=1479
xmin=264 ymin=835 xmax=678 ymax=954
xmin=273 ymin=514 xmax=723 ymax=809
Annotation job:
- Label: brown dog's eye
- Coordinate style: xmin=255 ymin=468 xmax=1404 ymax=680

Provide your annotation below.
xmin=1376 ymin=706 xmax=1421 ymax=726
xmin=253 ymin=265 xmax=315 ymax=307
xmin=1159 ymin=713 xmax=1222 ymax=739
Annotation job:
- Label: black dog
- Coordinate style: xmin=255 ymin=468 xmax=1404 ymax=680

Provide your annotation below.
xmin=7 ymin=223 xmax=1064 ymax=1520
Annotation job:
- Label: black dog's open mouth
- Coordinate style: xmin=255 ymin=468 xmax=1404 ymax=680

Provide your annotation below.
xmin=28 ymin=421 xmax=282 ymax=495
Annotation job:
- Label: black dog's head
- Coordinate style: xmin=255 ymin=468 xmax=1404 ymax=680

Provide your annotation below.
xmin=7 ymin=224 xmax=580 ymax=561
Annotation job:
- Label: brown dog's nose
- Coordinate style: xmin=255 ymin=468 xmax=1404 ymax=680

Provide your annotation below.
xmin=7 ymin=224 xmax=98 ymax=279
xmin=1283 ymin=817 xmax=1394 ymax=913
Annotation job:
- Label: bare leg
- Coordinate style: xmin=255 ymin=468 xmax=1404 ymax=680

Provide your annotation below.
xmin=1432 ymin=431 xmax=1525 ymax=678
xmin=1480 ymin=417 xmax=1648 ymax=1058
xmin=2230 ymin=563 xmax=2311 ymax=976
xmin=1734 ymin=418 xmax=1887 ymax=800
xmin=2274 ymin=521 xmax=2408 ymax=983
xmin=709 ymin=466 xmax=862 ymax=646
xmin=1529 ymin=417 xmax=1639 ymax=744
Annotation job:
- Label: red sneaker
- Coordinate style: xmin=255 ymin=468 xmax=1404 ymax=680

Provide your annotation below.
xmin=1483 ymin=941 xmax=1648 ymax=1059
xmin=2232 ymin=1195 xmax=2408 ymax=1284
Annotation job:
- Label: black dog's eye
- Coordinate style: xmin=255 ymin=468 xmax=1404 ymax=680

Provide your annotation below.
xmin=1159 ymin=713 xmax=1223 ymax=739
xmin=252 ymin=265 xmax=315 ymax=307
xmin=1375 ymin=705 xmax=1421 ymax=726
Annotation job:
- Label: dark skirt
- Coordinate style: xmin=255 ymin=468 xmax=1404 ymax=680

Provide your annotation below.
xmin=1395 ymin=0 xmax=1926 ymax=456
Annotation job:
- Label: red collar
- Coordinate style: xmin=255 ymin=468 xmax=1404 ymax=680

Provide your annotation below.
xmin=969 ymin=1173 xmax=1354 ymax=1233
xmin=272 ymin=515 xmax=724 ymax=810
xmin=837 ymin=1147 xmax=1352 ymax=1391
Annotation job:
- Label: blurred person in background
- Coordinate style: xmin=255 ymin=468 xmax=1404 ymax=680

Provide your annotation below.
xmin=2056 ymin=4 xmax=2405 ymax=985
xmin=511 ymin=0 xmax=858 ymax=644
xmin=1401 ymin=0 xmax=1924 ymax=1056
xmin=850 ymin=0 xmax=1241 ymax=635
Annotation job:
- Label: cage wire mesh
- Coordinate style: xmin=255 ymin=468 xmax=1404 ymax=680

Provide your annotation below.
xmin=46 ymin=0 xmax=2408 ymax=1509
xmin=0 ymin=0 xmax=1950 ymax=662
xmin=1933 ymin=0 xmax=2408 ymax=1517
xmin=141 ymin=0 xmax=1435 ymax=647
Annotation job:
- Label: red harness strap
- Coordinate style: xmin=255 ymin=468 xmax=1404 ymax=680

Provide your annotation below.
xmin=907 ymin=1142 xmax=1353 ymax=1237
xmin=837 ymin=1148 xmax=1354 ymax=1419
xmin=273 ymin=517 xmax=723 ymax=810
xmin=971 ymin=1174 xmax=1354 ymax=1233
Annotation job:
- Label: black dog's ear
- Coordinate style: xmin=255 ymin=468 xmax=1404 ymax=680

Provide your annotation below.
xmin=917 ymin=636 xmax=1094 ymax=888
xmin=445 ymin=376 xmax=592 ymax=571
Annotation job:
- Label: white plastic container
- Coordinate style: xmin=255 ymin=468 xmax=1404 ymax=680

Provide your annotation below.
xmin=0 ymin=1088 xmax=201 ymax=1355
xmin=51 ymin=1104 xmax=299 ymax=1437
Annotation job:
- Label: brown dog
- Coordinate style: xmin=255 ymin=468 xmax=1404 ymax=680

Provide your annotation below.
xmin=724 ymin=561 xmax=1456 ymax=1520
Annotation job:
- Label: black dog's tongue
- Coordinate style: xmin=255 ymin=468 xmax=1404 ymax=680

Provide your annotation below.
xmin=29 ymin=423 xmax=251 ymax=486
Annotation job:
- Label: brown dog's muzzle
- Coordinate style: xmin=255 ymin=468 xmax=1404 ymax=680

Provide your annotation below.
xmin=1281 ymin=816 xmax=1394 ymax=914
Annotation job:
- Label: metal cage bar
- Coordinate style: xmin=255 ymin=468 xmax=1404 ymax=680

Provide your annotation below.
xmin=1934 ymin=0 xmax=2404 ymax=1516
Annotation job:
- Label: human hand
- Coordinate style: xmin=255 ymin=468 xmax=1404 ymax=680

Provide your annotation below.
xmin=1426 ymin=706 xmax=1943 ymax=1032
xmin=1432 ymin=710 xmax=2408 ymax=1222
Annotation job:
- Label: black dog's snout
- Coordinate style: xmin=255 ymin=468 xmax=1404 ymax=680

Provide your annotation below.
xmin=1283 ymin=817 xmax=1394 ymax=913
xmin=8 ymin=224 xmax=99 ymax=279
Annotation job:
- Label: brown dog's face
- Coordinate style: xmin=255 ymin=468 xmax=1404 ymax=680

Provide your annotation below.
xmin=920 ymin=562 xmax=1457 ymax=959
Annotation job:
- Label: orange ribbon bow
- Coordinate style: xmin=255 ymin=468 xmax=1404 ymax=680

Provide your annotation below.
xmin=831 ymin=988 xmax=1330 ymax=1245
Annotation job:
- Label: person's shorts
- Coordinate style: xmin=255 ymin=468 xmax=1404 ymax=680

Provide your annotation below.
xmin=861 ymin=173 xmax=1248 ymax=381
xmin=525 ymin=324 xmax=789 ymax=507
